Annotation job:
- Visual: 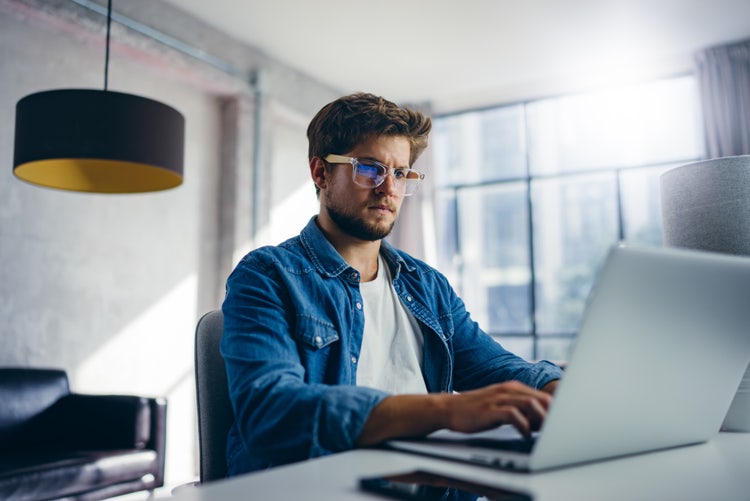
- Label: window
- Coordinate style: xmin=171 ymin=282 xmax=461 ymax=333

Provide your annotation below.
xmin=433 ymin=76 xmax=705 ymax=361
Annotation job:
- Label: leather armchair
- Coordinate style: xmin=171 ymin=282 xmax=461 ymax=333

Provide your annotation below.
xmin=0 ymin=367 xmax=167 ymax=500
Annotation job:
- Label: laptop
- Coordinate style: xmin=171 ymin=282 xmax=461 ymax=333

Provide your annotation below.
xmin=387 ymin=243 xmax=750 ymax=472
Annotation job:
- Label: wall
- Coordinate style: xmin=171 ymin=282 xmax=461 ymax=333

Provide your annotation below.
xmin=0 ymin=0 xmax=339 ymax=484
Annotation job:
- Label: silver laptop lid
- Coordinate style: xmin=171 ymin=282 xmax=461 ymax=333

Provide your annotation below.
xmin=388 ymin=244 xmax=750 ymax=471
xmin=530 ymin=243 xmax=750 ymax=470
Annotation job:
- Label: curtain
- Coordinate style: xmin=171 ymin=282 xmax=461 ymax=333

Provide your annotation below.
xmin=388 ymin=102 xmax=435 ymax=262
xmin=695 ymin=38 xmax=750 ymax=158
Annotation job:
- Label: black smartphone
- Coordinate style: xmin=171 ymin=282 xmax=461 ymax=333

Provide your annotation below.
xmin=359 ymin=469 xmax=533 ymax=501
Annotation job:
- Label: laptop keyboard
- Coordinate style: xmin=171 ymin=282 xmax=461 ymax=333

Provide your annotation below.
xmin=427 ymin=435 xmax=537 ymax=453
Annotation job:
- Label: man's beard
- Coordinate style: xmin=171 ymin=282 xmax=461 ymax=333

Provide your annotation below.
xmin=326 ymin=201 xmax=396 ymax=241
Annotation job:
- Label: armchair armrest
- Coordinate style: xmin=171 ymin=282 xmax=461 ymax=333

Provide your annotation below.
xmin=13 ymin=394 xmax=166 ymax=452
xmin=149 ymin=397 xmax=168 ymax=486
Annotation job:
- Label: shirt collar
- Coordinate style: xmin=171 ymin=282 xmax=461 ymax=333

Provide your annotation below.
xmin=299 ymin=216 xmax=415 ymax=280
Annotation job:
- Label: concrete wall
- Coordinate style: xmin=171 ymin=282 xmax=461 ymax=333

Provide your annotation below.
xmin=0 ymin=0 xmax=339 ymax=484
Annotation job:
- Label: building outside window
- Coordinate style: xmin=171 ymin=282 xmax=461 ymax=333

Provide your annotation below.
xmin=432 ymin=75 xmax=705 ymax=361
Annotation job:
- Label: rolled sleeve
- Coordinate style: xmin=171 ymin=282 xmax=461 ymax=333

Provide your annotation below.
xmin=311 ymin=386 xmax=389 ymax=456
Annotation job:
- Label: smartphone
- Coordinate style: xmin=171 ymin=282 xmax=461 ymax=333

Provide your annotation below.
xmin=359 ymin=469 xmax=532 ymax=501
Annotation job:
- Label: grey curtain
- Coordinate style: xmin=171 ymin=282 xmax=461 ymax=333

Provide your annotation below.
xmin=695 ymin=38 xmax=750 ymax=158
xmin=388 ymin=101 xmax=435 ymax=260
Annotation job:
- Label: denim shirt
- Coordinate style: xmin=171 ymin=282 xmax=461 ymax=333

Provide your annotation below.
xmin=221 ymin=216 xmax=562 ymax=475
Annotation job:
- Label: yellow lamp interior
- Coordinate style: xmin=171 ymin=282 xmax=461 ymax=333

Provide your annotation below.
xmin=14 ymin=158 xmax=183 ymax=193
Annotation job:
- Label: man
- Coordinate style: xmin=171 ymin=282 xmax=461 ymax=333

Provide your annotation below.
xmin=221 ymin=92 xmax=562 ymax=475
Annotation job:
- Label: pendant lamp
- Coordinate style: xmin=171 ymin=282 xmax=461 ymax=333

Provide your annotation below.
xmin=12 ymin=0 xmax=184 ymax=193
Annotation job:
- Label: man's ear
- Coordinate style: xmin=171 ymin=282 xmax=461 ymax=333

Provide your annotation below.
xmin=310 ymin=157 xmax=328 ymax=191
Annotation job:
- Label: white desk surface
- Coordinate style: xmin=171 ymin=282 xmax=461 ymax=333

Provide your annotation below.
xmin=169 ymin=433 xmax=750 ymax=501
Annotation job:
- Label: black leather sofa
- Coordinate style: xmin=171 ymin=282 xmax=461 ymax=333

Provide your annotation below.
xmin=0 ymin=367 xmax=167 ymax=500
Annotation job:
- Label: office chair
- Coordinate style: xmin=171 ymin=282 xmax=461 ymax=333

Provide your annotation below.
xmin=194 ymin=309 xmax=234 ymax=483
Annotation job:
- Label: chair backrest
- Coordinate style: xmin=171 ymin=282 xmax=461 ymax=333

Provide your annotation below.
xmin=194 ymin=309 xmax=233 ymax=483
xmin=0 ymin=368 xmax=69 ymax=438
xmin=660 ymin=155 xmax=750 ymax=432
xmin=661 ymin=155 xmax=750 ymax=255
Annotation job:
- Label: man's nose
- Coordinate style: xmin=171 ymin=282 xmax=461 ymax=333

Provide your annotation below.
xmin=375 ymin=170 xmax=400 ymax=195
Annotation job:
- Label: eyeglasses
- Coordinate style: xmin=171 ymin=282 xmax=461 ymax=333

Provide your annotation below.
xmin=324 ymin=154 xmax=425 ymax=196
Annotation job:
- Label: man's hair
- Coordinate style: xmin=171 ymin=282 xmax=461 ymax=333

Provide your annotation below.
xmin=307 ymin=92 xmax=432 ymax=167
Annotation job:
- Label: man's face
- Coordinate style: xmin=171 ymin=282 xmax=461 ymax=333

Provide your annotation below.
xmin=321 ymin=135 xmax=411 ymax=241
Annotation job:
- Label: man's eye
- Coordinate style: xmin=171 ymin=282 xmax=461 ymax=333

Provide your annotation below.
xmin=358 ymin=163 xmax=381 ymax=178
xmin=393 ymin=169 xmax=408 ymax=179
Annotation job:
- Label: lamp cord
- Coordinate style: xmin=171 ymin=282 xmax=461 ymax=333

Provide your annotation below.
xmin=104 ymin=0 xmax=112 ymax=91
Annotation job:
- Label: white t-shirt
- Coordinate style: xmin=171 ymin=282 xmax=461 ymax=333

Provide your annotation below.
xmin=356 ymin=255 xmax=428 ymax=394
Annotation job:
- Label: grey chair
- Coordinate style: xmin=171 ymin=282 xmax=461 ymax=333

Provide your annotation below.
xmin=194 ymin=309 xmax=233 ymax=483
xmin=660 ymin=155 xmax=750 ymax=255
xmin=660 ymin=154 xmax=750 ymax=432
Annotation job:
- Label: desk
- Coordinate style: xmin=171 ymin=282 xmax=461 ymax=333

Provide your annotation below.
xmin=169 ymin=433 xmax=750 ymax=500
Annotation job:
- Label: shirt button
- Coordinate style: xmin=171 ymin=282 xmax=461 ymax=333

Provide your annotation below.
xmin=356 ymin=302 xmax=362 ymax=310
xmin=351 ymin=355 xmax=358 ymax=364
xmin=406 ymin=295 xmax=413 ymax=302
xmin=314 ymin=335 xmax=323 ymax=346
xmin=350 ymin=272 xmax=358 ymax=280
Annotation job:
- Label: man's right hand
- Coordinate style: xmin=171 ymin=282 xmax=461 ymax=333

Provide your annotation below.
xmin=357 ymin=380 xmax=553 ymax=446
xmin=441 ymin=381 xmax=552 ymax=437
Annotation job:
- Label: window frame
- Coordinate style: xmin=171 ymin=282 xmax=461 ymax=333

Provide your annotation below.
xmin=432 ymin=75 xmax=706 ymax=360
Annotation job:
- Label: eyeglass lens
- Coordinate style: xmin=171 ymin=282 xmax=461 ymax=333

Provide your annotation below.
xmin=353 ymin=160 xmax=421 ymax=194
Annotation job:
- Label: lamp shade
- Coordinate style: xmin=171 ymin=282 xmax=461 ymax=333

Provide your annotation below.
xmin=13 ymin=89 xmax=185 ymax=193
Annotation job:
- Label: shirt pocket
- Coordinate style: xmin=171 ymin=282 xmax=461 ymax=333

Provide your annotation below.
xmin=294 ymin=314 xmax=340 ymax=349
xmin=437 ymin=312 xmax=455 ymax=341
xmin=293 ymin=314 xmax=340 ymax=383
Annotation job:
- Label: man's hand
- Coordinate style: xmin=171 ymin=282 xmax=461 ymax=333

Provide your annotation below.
xmin=441 ymin=381 xmax=552 ymax=438
xmin=357 ymin=381 xmax=554 ymax=446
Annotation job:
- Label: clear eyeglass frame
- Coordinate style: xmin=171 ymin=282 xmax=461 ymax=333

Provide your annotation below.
xmin=324 ymin=154 xmax=425 ymax=196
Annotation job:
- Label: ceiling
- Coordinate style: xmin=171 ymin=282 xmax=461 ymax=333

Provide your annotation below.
xmin=163 ymin=0 xmax=750 ymax=112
